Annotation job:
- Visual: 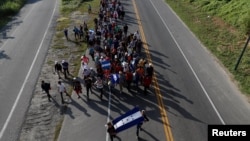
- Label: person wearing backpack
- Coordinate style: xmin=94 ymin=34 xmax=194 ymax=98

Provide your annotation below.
xmin=41 ymin=80 xmax=52 ymax=102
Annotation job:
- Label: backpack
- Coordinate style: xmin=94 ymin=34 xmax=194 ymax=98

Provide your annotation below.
xmin=45 ymin=83 xmax=51 ymax=90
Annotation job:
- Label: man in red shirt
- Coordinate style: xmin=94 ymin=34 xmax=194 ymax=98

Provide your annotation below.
xmin=125 ymin=70 xmax=133 ymax=91
xmin=81 ymin=54 xmax=89 ymax=65
xmin=143 ymin=75 xmax=152 ymax=95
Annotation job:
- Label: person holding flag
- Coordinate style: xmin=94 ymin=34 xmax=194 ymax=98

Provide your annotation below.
xmin=110 ymin=72 xmax=119 ymax=86
xmin=136 ymin=110 xmax=149 ymax=139
xmin=108 ymin=72 xmax=118 ymax=93
xmin=106 ymin=122 xmax=119 ymax=141
xmin=107 ymin=107 xmax=145 ymax=140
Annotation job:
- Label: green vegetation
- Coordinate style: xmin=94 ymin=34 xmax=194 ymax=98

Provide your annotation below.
xmin=165 ymin=0 xmax=250 ymax=95
xmin=0 ymin=0 xmax=27 ymax=28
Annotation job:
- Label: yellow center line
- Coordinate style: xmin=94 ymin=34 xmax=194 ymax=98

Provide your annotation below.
xmin=132 ymin=0 xmax=174 ymax=141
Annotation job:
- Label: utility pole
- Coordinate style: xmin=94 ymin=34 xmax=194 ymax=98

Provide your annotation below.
xmin=234 ymin=34 xmax=250 ymax=71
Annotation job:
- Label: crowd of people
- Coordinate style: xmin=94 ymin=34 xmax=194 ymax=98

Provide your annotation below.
xmin=41 ymin=0 xmax=153 ymax=139
xmin=77 ymin=0 xmax=154 ymax=101
xmin=41 ymin=0 xmax=154 ymax=105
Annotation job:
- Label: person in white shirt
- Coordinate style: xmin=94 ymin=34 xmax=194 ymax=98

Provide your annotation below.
xmin=133 ymin=30 xmax=140 ymax=40
xmin=94 ymin=77 xmax=104 ymax=100
xmin=57 ymin=81 xmax=70 ymax=104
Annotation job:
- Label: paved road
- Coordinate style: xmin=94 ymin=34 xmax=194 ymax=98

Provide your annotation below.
xmin=0 ymin=0 xmax=59 ymax=141
xmin=58 ymin=0 xmax=250 ymax=141
xmin=137 ymin=0 xmax=250 ymax=140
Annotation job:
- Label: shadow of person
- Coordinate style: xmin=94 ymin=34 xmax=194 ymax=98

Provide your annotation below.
xmin=0 ymin=50 xmax=11 ymax=59
xmin=137 ymin=136 xmax=147 ymax=141
xmin=64 ymin=106 xmax=75 ymax=119
xmin=140 ymin=128 xmax=160 ymax=141
xmin=69 ymin=97 xmax=91 ymax=117
xmin=51 ymin=97 xmax=60 ymax=108
xmin=114 ymin=135 xmax=122 ymax=141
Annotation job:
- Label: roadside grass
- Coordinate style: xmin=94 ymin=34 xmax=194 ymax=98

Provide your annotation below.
xmin=0 ymin=0 xmax=27 ymax=29
xmin=165 ymin=0 xmax=250 ymax=95
xmin=52 ymin=0 xmax=99 ymax=140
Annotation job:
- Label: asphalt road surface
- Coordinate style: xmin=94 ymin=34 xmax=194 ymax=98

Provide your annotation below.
xmin=58 ymin=0 xmax=250 ymax=141
xmin=136 ymin=0 xmax=250 ymax=140
xmin=1 ymin=0 xmax=250 ymax=141
xmin=0 ymin=0 xmax=59 ymax=141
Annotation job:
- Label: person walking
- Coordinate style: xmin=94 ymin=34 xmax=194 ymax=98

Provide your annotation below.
xmin=125 ymin=70 xmax=133 ymax=92
xmin=123 ymin=24 xmax=128 ymax=37
xmin=54 ymin=61 xmax=62 ymax=79
xmin=41 ymin=80 xmax=52 ymax=102
xmin=81 ymin=54 xmax=89 ymax=65
xmin=136 ymin=110 xmax=149 ymax=139
xmin=89 ymin=47 xmax=95 ymax=61
xmin=94 ymin=77 xmax=104 ymax=100
xmin=106 ymin=122 xmax=118 ymax=141
xmin=88 ymin=4 xmax=92 ymax=14
xmin=72 ymin=77 xmax=82 ymax=99
xmin=143 ymin=75 xmax=152 ymax=95
xmin=73 ymin=26 xmax=80 ymax=40
xmin=84 ymin=76 xmax=92 ymax=99
xmin=118 ymin=71 xmax=125 ymax=94
xmin=146 ymin=63 xmax=154 ymax=77
xmin=64 ymin=28 xmax=68 ymax=40
xmin=62 ymin=60 xmax=70 ymax=79
xmin=57 ymin=81 xmax=70 ymax=104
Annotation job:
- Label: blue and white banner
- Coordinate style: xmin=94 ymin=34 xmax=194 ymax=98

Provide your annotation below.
xmin=111 ymin=73 xmax=119 ymax=84
xmin=112 ymin=107 xmax=144 ymax=133
xmin=101 ymin=60 xmax=111 ymax=69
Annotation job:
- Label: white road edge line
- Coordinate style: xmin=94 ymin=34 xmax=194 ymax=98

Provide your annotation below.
xmin=106 ymin=85 xmax=112 ymax=141
xmin=149 ymin=0 xmax=225 ymax=124
xmin=0 ymin=0 xmax=59 ymax=139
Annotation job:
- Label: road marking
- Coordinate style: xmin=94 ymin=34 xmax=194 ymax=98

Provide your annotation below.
xmin=149 ymin=0 xmax=225 ymax=124
xmin=106 ymin=85 xmax=112 ymax=141
xmin=0 ymin=0 xmax=59 ymax=139
xmin=132 ymin=0 xmax=174 ymax=141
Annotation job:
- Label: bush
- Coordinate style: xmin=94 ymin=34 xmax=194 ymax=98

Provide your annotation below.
xmin=0 ymin=0 xmax=26 ymax=18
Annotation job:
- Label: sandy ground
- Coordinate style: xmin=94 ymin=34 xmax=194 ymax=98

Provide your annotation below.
xmin=18 ymin=11 xmax=90 ymax=141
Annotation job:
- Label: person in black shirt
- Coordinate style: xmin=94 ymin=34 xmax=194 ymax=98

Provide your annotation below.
xmin=84 ymin=76 xmax=92 ymax=99
xmin=54 ymin=61 xmax=62 ymax=79
xmin=107 ymin=122 xmax=118 ymax=141
xmin=146 ymin=63 xmax=154 ymax=77
xmin=62 ymin=60 xmax=70 ymax=79
xmin=41 ymin=80 xmax=52 ymax=102
xmin=123 ymin=24 xmax=128 ymax=37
